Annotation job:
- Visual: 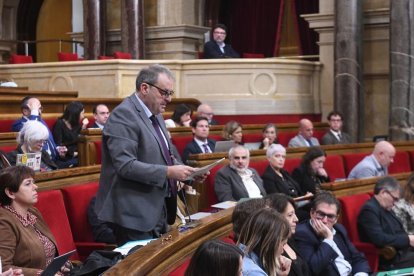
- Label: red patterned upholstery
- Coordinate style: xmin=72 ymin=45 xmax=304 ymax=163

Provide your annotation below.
xmin=324 ymin=155 xmax=346 ymax=180
xmin=113 ymin=52 xmax=132 ymax=59
xmin=242 ymin=53 xmax=265 ymax=58
xmin=9 ymin=54 xmax=33 ymax=64
xmin=342 ymin=152 xmax=369 ymax=176
xmin=389 ymin=151 xmax=412 ymax=174
xmin=35 ymin=190 xmax=79 ymax=260
xmin=339 ymin=193 xmax=379 ymax=271
xmin=57 ymin=52 xmax=79 ymax=61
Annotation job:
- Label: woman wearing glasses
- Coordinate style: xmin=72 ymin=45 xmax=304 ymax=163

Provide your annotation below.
xmin=6 ymin=120 xmax=57 ymax=171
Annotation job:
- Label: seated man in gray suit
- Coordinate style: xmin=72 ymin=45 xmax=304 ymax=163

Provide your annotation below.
xmin=288 ymin=119 xmax=320 ymax=148
xmin=348 ymin=141 xmax=395 ymax=179
xmin=321 ymin=111 xmax=352 ymax=145
xmin=214 ymin=145 xmax=266 ymax=202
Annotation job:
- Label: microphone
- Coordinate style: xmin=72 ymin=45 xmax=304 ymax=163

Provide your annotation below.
xmin=180 ymin=180 xmax=200 ymax=229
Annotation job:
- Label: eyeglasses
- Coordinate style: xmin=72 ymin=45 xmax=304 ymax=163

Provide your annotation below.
xmin=35 ymin=140 xmax=47 ymax=145
xmin=386 ymin=190 xmax=400 ymax=202
xmin=214 ymin=31 xmax=226 ymax=35
xmin=314 ymin=210 xmax=337 ymax=221
xmin=146 ymin=83 xmax=174 ymax=97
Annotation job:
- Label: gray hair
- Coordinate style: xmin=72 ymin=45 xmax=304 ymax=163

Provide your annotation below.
xmin=266 ymin=144 xmax=286 ymax=159
xmin=17 ymin=120 xmax=49 ymax=145
xmin=135 ymin=64 xmax=175 ymax=90
xmin=374 ymin=176 xmax=402 ymax=195
xmin=228 ymin=145 xmax=250 ymax=159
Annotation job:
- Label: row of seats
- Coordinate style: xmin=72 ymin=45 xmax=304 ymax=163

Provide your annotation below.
xmin=204 ymin=150 xmax=413 ymax=207
xmin=34 ymin=182 xmax=113 ymax=261
xmin=8 ymin=51 xmax=133 ymax=64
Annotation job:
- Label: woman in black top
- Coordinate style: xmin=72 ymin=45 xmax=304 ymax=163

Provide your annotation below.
xmin=262 ymin=144 xmax=303 ymax=197
xmin=259 ymin=123 xmax=279 ymax=150
xmin=53 ymin=101 xmax=89 ymax=167
xmin=292 ymin=147 xmax=330 ymax=195
xmin=266 ymin=193 xmax=311 ymax=276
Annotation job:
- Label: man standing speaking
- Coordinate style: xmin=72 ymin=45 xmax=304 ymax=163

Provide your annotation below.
xmin=95 ymin=64 xmax=198 ymax=245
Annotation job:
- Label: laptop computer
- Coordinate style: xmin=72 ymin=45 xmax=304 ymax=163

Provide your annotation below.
xmin=41 ymin=249 xmax=76 ymax=276
xmin=214 ymin=141 xmax=237 ymax=153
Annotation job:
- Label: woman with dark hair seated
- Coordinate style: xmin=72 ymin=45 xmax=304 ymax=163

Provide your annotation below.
xmin=238 ymin=208 xmax=292 ymax=276
xmin=292 ymin=147 xmax=330 ymax=195
xmin=185 ymin=239 xmax=244 ymax=276
xmin=53 ymin=101 xmax=89 ymax=167
xmin=6 ymin=120 xmax=57 ymax=171
xmin=0 ymin=166 xmax=71 ymax=275
xmin=266 ymin=193 xmax=310 ymax=276
xmin=164 ymin=104 xmax=192 ymax=128
xmin=259 ymin=123 xmax=278 ymax=150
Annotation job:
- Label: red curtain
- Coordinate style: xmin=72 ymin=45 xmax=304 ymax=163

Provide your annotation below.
xmin=222 ymin=0 xmax=282 ymax=57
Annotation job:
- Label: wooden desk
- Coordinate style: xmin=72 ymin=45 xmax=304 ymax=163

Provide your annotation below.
xmin=106 ymin=207 xmax=234 ymax=276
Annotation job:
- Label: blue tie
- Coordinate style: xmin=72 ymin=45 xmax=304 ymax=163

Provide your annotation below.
xmin=307 ymin=139 xmax=313 ymax=147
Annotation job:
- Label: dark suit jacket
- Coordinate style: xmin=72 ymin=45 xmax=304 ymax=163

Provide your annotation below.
xmin=321 ymin=130 xmax=352 ymax=145
xmin=214 ymin=165 xmax=266 ymax=202
xmin=91 ymin=122 xmax=103 ymax=129
xmin=182 ymin=138 xmax=216 ymax=164
xmin=292 ymin=164 xmax=330 ymax=194
xmin=294 ymin=221 xmax=371 ymax=276
xmin=261 ymin=165 xmax=303 ymax=197
xmin=203 ymin=40 xmax=240 ymax=59
xmin=358 ymin=196 xmax=410 ymax=267
xmin=95 ymin=93 xmax=177 ymax=232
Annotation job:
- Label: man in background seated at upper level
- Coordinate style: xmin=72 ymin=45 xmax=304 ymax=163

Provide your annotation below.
xmin=348 ymin=141 xmax=395 ymax=179
xmin=197 ymin=103 xmax=218 ymax=125
xmin=182 ymin=116 xmax=216 ymax=164
xmin=358 ymin=177 xmax=414 ymax=270
xmin=321 ymin=111 xmax=352 ymax=145
xmin=204 ymin=24 xmax=240 ymax=59
xmin=214 ymin=145 xmax=266 ymax=202
xmin=288 ymin=119 xmax=320 ymax=148
xmin=91 ymin=104 xmax=110 ymax=130
xmin=11 ymin=96 xmax=70 ymax=168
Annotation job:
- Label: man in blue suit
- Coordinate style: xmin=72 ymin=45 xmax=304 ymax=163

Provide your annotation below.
xmin=204 ymin=24 xmax=240 ymax=59
xmin=182 ymin=116 xmax=216 ymax=164
xmin=294 ymin=191 xmax=371 ymax=276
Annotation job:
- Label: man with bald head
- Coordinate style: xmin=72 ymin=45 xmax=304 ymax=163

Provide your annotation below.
xmin=197 ymin=103 xmax=218 ymax=125
xmin=288 ymin=119 xmax=320 ymax=147
xmin=348 ymin=141 xmax=396 ymax=179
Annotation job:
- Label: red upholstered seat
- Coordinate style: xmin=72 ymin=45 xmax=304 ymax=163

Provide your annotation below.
xmin=93 ymin=140 xmax=102 ymax=164
xmin=324 ymin=155 xmax=346 ymax=180
xmin=283 ymin=158 xmax=301 ymax=174
xmin=0 ymin=145 xmax=16 ymax=153
xmin=98 ymin=56 xmax=114 ymax=60
xmin=171 ymin=136 xmax=194 ymax=157
xmin=9 ymin=54 xmax=33 ymax=64
xmin=242 ymin=53 xmax=265 ymax=58
xmin=113 ymin=52 xmax=132 ymax=59
xmin=57 ymin=52 xmax=79 ymax=61
xmin=388 ymin=151 xmax=412 ymax=174
xmin=35 ymin=190 xmax=79 ymax=260
xmin=313 ymin=130 xmax=326 ymax=142
xmin=339 ymin=193 xmax=379 ymax=271
xmin=242 ymin=133 xmax=263 ymax=143
xmin=168 ymin=258 xmax=191 ymax=276
xmin=277 ymin=132 xmax=297 ymax=147
xmin=43 ymin=118 xmax=58 ymax=131
xmin=249 ymin=159 xmax=270 ymax=176
xmin=61 ymin=182 xmax=111 ymax=261
xmin=205 ymin=164 xmax=225 ymax=206
xmin=0 ymin=119 xmax=15 ymax=133
xmin=342 ymin=152 xmax=369 ymax=176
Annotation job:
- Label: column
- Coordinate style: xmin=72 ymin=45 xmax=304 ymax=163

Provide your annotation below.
xmin=83 ymin=0 xmax=101 ymax=60
xmin=121 ymin=0 xmax=144 ymax=59
xmin=389 ymin=1 xmax=414 ymax=140
xmin=334 ymin=0 xmax=364 ymax=142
